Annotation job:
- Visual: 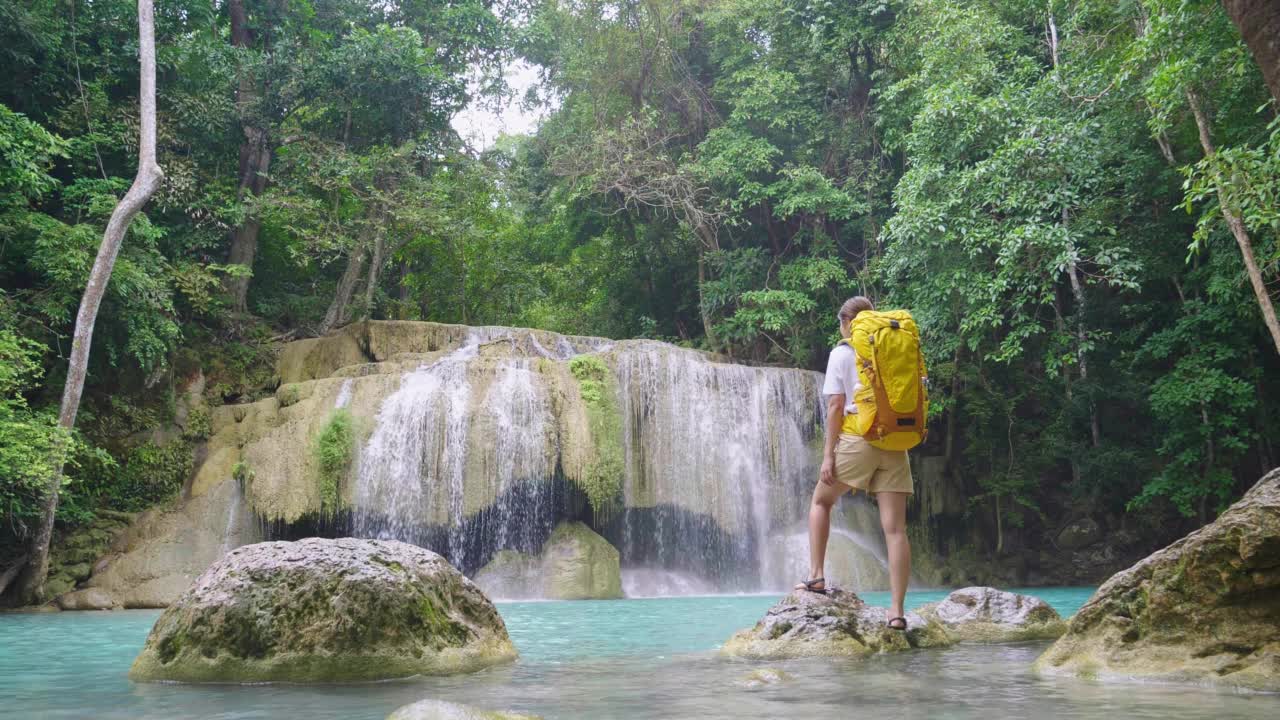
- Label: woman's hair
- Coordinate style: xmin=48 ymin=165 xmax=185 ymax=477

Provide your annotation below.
xmin=838 ymin=296 xmax=875 ymax=321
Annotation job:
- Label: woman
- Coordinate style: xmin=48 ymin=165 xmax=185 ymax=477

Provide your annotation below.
xmin=795 ymin=296 xmax=914 ymax=630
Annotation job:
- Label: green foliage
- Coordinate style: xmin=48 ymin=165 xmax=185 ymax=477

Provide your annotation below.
xmin=232 ymin=461 xmax=255 ymax=486
xmin=0 ymin=103 xmax=65 ymax=201
xmin=0 ymin=0 xmax=1277 ymax=564
xmin=182 ymin=407 xmax=211 ymax=442
xmin=107 ymin=440 xmax=193 ymax=512
xmin=0 ymin=328 xmax=64 ymax=534
xmin=313 ymin=410 xmax=355 ymax=517
xmin=568 ymin=355 xmax=624 ymax=518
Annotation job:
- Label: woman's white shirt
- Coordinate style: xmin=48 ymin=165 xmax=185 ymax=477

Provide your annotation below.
xmin=821 ymin=342 xmax=862 ymax=415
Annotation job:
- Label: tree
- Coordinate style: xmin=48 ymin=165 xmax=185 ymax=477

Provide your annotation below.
xmin=16 ymin=0 xmax=162 ymax=604
xmin=224 ymin=0 xmax=269 ymax=313
xmin=1133 ymin=0 xmax=1280 ymax=356
xmin=1222 ymin=0 xmax=1280 ymax=104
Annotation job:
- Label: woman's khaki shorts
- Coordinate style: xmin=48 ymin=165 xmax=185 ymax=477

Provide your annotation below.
xmin=833 ymin=434 xmax=914 ymax=495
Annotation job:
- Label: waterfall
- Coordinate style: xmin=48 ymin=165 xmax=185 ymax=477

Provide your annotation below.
xmin=346 ymin=327 xmax=890 ymax=594
xmin=351 ymin=342 xmax=562 ymax=572
xmin=610 ymin=341 xmax=825 ymax=590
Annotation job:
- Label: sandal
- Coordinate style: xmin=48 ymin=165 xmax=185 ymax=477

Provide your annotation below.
xmin=794 ymin=577 xmax=827 ymax=594
xmin=887 ymin=616 xmax=908 ymax=631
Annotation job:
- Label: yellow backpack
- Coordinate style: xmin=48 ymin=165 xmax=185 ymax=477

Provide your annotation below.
xmin=840 ymin=309 xmax=929 ymax=451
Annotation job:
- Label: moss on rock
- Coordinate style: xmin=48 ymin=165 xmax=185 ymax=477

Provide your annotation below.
xmin=129 ymin=538 xmax=517 ymax=683
xmin=721 ymin=589 xmax=953 ymax=659
xmin=915 ymin=587 xmax=1066 ymax=643
xmin=312 ymin=409 xmax=355 ymax=517
xmin=567 ymin=355 xmax=624 ymax=519
xmin=472 ymin=522 xmax=622 ymax=600
xmin=1034 ymin=468 xmax=1280 ymax=691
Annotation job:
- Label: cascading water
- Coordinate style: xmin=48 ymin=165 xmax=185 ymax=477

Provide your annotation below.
xmin=345 ymin=328 xmax=891 ymax=594
xmin=350 ymin=332 xmax=583 ymax=573
xmin=609 ymin=341 xmax=830 ymax=591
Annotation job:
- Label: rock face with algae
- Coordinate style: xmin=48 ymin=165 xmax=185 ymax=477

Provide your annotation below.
xmin=1035 ymin=467 xmax=1280 ymax=691
xmin=129 ymin=538 xmax=516 ymax=683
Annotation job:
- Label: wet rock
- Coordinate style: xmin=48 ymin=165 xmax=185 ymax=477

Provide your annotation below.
xmin=916 ymin=587 xmax=1066 ymax=642
xmin=473 ymin=522 xmax=622 ymax=600
xmin=386 ymin=700 xmax=541 ymax=720
xmin=720 ymin=589 xmax=952 ymax=659
xmin=84 ymin=477 xmax=259 ymax=608
xmin=1035 ymin=467 xmax=1280 ymax=691
xmin=735 ymin=667 xmax=794 ymax=689
xmin=1056 ymin=517 xmax=1101 ymax=550
xmin=55 ymin=588 xmax=119 ymax=611
xmin=129 ymin=538 xmax=517 ymax=683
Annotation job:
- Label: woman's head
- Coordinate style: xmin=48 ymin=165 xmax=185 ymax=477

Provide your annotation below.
xmin=838 ymin=296 xmax=874 ymax=337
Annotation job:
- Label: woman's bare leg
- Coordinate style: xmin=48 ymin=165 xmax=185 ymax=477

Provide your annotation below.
xmin=877 ymin=492 xmax=911 ymax=619
xmin=803 ymin=479 xmax=851 ymax=588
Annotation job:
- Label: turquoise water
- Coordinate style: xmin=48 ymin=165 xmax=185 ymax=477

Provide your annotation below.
xmin=2 ymin=588 xmax=1276 ymax=719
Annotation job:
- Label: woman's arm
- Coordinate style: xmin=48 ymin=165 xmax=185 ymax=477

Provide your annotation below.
xmin=820 ymin=393 xmax=845 ymax=485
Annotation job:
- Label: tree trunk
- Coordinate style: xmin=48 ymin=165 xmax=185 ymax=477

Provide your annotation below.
xmin=225 ymin=0 xmax=270 ymax=312
xmin=1053 ymin=293 xmax=1084 ymax=487
xmin=944 ymin=345 xmax=961 ymax=472
xmin=397 ymin=260 xmax=411 ymax=313
xmin=362 ymin=233 xmax=387 ymax=321
xmin=1222 ymin=0 xmax=1280 ymax=105
xmin=1049 ymin=17 xmax=1101 ymax=446
xmin=696 ymin=251 xmax=716 ymax=349
xmin=1187 ymin=90 xmax=1280 ymax=356
xmin=15 ymin=0 xmax=163 ymax=605
xmin=319 ymin=245 xmax=368 ymax=335
xmin=1200 ymin=401 xmax=1215 ymax=526
xmin=1065 ymin=251 xmax=1102 ymax=448
xmin=995 ymin=493 xmax=1004 ymax=555
xmin=0 ymin=553 xmax=29 ymax=599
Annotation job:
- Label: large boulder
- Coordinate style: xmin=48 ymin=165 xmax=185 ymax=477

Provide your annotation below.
xmin=472 ymin=522 xmax=622 ymax=600
xmin=386 ymin=700 xmax=541 ymax=720
xmin=720 ymin=589 xmax=952 ymax=659
xmin=916 ymin=587 xmax=1066 ymax=642
xmin=1035 ymin=468 xmax=1280 ymax=691
xmin=129 ymin=538 xmax=517 ymax=683
xmin=1056 ymin=517 xmax=1102 ymax=550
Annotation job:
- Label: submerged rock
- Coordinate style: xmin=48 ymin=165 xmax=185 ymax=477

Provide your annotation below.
xmin=129 ymin=538 xmax=517 ymax=683
xmin=916 ymin=587 xmax=1066 ymax=642
xmin=1035 ymin=467 xmax=1280 ymax=691
xmin=472 ymin=522 xmax=622 ymax=600
xmin=720 ymin=589 xmax=951 ymax=659
xmin=735 ymin=667 xmax=794 ymax=689
xmin=386 ymin=700 xmax=541 ymax=720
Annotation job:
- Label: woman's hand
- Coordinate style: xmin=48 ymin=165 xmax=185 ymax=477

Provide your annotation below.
xmin=820 ymin=455 xmax=836 ymax=486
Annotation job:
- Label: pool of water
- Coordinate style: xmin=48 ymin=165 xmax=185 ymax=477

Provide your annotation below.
xmin=3 ymin=588 xmax=1275 ymax=719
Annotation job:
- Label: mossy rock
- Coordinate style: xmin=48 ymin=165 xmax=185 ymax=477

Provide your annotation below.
xmin=44 ymin=575 xmax=76 ymax=600
xmin=720 ymin=589 xmax=952 ymax=659
xmin=735 ymin=667 xmax=794 ymax=689
xmin=1035 ymin=467 xmax=1280 ymax=691
xmin=129 ymin=538 xmax=517 ymax=683
xmin=472 ymin=522 xmax=622 ymax=600
xmin=915 ymin=587 xmax=1066 ymax=643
